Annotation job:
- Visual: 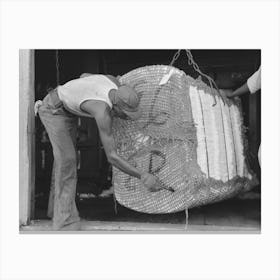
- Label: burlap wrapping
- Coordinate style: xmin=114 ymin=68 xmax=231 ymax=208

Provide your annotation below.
xmin=112 ymin=65 xmax=258 ymax=214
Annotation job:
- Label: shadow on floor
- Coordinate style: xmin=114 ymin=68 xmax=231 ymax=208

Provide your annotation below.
xmin=34 ymin=194 xmax=261 ymax=228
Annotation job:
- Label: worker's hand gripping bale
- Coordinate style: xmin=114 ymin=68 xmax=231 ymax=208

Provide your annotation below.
xmin=140 ymin=172 xmax=162 ymax=192
xmin=224 ymin=67 xmax=261 ymax=99
xmin=224 ymin=67 xmax=261 ymax=166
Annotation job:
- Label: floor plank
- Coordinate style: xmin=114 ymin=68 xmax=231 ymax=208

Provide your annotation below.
xmin=20 ymin=219 xmax=260 ymax=233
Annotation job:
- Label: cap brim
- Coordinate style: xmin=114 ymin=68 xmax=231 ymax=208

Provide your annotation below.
xmin=123 ymin=107 xmax=142 ymax=120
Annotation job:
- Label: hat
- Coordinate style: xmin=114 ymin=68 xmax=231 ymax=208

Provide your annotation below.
xmin=114 ymin=85 xmax=142 ymax=120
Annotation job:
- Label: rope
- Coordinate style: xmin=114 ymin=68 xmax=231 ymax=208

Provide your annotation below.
xmin=185 ymin=208 xmax=189 ymax=230
xmin=55 ymin=50 xmax=60 ymax=86
xmin=113 ymin=189 xmax=118 ymax=215
xmin=217 ymin=97 xmax=230 ymax=181
xmin=228 ymin=105 xmax=238 ymax=176
xmin=197 ymin=89 xmax=210 ymax=178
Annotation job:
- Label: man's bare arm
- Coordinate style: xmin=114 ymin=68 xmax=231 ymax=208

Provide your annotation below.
xmin=81 ymin=100 xmax=161 ymax=191
xmin=94 ymin=107 xmax=143 ymax=179
xmin=226 ymin=83 xmax=249 ymax=98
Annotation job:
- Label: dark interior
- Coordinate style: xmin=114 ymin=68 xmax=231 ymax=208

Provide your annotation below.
xmin=34 ymin=50 xmax=261 ymax=226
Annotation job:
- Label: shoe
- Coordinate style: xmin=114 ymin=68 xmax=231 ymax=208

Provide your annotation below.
xmin=54 ymin=221 xmax=81 ymax=231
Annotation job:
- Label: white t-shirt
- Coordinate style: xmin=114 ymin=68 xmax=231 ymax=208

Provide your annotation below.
xmin=247 ymin=67 xmax=261 ymax=94
xmin=57 ymin=75 xmax=117 ymax=117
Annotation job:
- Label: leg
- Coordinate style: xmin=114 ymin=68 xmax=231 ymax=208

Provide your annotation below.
xmin=38 ymin=94 xmax=80 ymax=230
xmin=47 ymin=161 xmax=55 ymax=219
xmin=48 ymin=112 xmax=79 ymax=221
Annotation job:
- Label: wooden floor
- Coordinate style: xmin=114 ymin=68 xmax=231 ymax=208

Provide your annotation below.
xmin=21 ymin=219 xmax=259 ymax=233
xmin=21 ymin=195 xmax=261 ymax=233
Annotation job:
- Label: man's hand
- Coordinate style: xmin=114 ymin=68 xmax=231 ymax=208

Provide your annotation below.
xmin=220 ymin=89 xmax=234 ymax=99
xmin=224 ymin=91 xmax=235 ymax=99
xmin=140 ymin=172 xmax=162 ymax=192
xmin=225 ymin=83 xmax=250 ymax=99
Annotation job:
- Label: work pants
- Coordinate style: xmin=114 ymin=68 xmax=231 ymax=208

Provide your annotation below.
xmin=38 ymin=89 xmax=80 ymax=230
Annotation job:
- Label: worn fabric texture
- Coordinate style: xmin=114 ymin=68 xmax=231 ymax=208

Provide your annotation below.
xmin=112 ymin=65 xmax=258 ymax=213
xmin=38 ymin=89 xmax=80 ymax=230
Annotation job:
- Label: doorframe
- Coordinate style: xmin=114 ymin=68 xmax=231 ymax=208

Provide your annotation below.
xmin=19 ymin=49 xmax=35 ymax=226
xmin=18 ymin=50 xmax=260 ymax=227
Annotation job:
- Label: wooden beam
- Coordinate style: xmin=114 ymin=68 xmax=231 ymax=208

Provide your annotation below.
xmin=19 ymin=50 xmax=35 ymax=225
xmin=20 ymin=220 xmax=260 ymax=233
xmin=248 ymin=92 xmax=261 ymax=176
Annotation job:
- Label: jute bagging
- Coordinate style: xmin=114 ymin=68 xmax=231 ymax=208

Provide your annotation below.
xmin=112 ymin=65 xmax=258 ymax=213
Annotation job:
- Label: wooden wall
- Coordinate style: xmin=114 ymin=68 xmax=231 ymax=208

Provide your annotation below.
xmin=19 ymin=50 xmax=35 ymax=225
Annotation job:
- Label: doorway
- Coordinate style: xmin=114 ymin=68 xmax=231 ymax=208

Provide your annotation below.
xmin=31 ymin=49 xmax=261 ymax=230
